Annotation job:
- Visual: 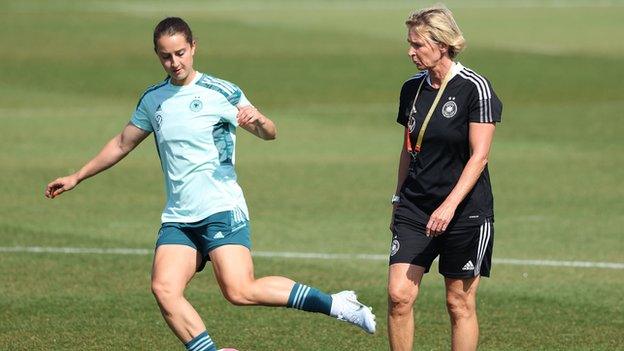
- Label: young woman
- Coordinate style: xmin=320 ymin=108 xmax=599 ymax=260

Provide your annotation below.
xmin=45 ymin=17 xmax=375 ymax=351
xmin=387 ymin=6 xmax=502 ymax=351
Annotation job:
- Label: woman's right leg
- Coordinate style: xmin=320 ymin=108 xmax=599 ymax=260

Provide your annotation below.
xmin=387 ymin=263 xmax=426 ymax=351
xmin=151 ymin=244 xmax=205 ymax=343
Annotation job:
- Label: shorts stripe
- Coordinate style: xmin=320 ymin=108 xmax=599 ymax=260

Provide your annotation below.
xmin=231 ymin=207 xmax=247 ymax=227
xmin=475 ymin=220 xmax=491 ymax=276
xmin=475 ymin=224 xmax=483 ymax=275
xmin=480 ymin=221 xmax=491 ymax=275
xmin=477 ymin=221 xmax=486 ymax=270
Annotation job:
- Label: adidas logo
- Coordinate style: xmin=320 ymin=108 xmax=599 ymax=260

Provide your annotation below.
xmin=213 ymin=231 xmax=225 ymax=239
xmin=462 ymin=260 xmax=474 ymax=271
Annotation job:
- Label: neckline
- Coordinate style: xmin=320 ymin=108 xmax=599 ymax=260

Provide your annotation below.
xmin=425 ymin=62 xmax=463 ymax=88
xmin=167 ymin=71 xmax=202 ymax=90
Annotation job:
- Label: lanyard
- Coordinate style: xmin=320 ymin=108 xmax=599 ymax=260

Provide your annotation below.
xmin=406 ymin=67 xmax=453 ymax=155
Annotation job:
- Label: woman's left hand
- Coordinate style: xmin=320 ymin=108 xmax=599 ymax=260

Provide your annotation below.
xmin=426 ymin=202 xmax=457 ymax=237
xmin=237 ymin=105 xmax=263 ymax=127
xmin=236 ymin=104 xmax=277 ymax=140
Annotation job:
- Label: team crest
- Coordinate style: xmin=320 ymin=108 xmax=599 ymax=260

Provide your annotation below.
xmin=390 ymin=238 xmax=400 ymax=256
xmin=442 ymin=98 xmax=457 ymax=118
xmin=189 ymin=98 xmax=203 ymax=112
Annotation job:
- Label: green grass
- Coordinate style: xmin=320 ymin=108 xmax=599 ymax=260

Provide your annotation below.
xmin=1 ymin=1 xmax=623 ymax=350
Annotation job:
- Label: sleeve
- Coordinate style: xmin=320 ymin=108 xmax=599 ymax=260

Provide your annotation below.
xmin=233 ymin=88 xmax=252 ymax=108
xmin=467 ymin=77 xmax=502 ymax=123
xmin=396 ymin=81 xmax=412 ymax=127
xmin=130 ymin=96 xmax=153 ymax=132
xmin=213 ymin=78 xmax=252 ymax=108
xmin=220 ymin=81 xmax=252 ymax=127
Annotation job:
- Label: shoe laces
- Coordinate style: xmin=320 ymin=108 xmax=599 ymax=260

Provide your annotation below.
xmin=337 ymin=295 xmax=364 ymax=324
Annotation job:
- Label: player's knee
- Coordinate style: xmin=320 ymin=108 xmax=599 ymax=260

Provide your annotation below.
xmin=221 ymin=285 xmax=254 ymax=306
xmin=446 ymin=293 xmax=475 ymax=321
xmin=151 ymin=279 xmax=182 ymax=303
xmin=388 ymin=286 xmax=418 ymax=316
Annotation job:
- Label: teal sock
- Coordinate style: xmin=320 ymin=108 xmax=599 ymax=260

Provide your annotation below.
xmin=286 ymin=282 xmax=332 ymax=315
xmin=184 ymin=331 xmax=216 ymax=351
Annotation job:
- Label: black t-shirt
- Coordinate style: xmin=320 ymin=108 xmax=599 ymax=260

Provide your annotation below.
xmin=395 ymin=63 xmax=503 ymax=228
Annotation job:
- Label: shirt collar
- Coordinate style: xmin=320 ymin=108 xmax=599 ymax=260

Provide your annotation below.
xmin=425 ymin=62 xmax=463 ymax=87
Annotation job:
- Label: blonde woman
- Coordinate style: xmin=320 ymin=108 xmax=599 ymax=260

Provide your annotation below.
xmin=388 ymin=6 xmax=502 ymax=351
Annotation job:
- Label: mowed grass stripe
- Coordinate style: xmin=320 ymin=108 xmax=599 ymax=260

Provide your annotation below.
xmin=2 ymin=246 xmax=623 ymax=270
xmin=3 ymin=1 xmax=623 ymax=350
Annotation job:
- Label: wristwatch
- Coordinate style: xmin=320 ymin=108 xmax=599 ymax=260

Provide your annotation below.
xmin=391 ymin=194 xmax=400 ymax=205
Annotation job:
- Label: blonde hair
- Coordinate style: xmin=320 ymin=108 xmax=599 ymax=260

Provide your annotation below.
xmin=406 ymin=4 xmax=466 ymax=59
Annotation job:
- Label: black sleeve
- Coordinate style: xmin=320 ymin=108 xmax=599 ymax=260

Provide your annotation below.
xmin=396 ymin=81 xmax=413 ymax=127
xmin=467 ymin=77 xmax=502 ymax=123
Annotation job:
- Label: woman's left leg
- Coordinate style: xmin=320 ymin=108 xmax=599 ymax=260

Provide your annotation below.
xmin=208 ymin=244 xmax=293 ymax=306
xmin=444 ymin=276 xmax=480 ymax=351
xmin=208 ymin=244 xmax=376 ymax=333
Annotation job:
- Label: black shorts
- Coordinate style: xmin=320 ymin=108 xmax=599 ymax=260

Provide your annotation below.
xmin=389 ymin=213 xmax=493 ymax=278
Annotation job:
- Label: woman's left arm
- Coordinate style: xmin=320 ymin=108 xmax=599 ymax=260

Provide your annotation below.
xmin=426 ymin=122 xmax=496 ymax=236
xmin=237 ymin=105 xmax=277 ymax=140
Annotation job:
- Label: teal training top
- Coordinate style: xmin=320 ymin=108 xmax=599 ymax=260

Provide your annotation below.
xmin=130 ymin=72 xmax=252 ymax=223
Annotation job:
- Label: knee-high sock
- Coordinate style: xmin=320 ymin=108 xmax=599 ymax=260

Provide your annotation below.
xmin=286 ymin=282 xmax=332 ymax=315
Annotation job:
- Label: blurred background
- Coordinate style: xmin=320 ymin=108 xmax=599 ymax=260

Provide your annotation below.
xmin=1 ymin=1 xmax=622 ymax=350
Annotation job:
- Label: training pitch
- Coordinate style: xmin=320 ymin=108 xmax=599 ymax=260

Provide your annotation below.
xmin=1 ymin=1 xmax=623 ymax=350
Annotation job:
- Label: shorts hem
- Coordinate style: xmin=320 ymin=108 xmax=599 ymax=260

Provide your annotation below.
xmin=155 ymin=241 xmax=197 ymax=251
xmin=388 ymin=260 xmax=431 ymax=273
xmin=207 ymin=241 xmax=252 ymax=253
xmin=198 ymin=242 xmax=251 ymax=273
xmin=441 ymin=271 xmax=490 ymax=279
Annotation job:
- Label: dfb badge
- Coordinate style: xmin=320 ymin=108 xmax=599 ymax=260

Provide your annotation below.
xmin=442 ymin=97 xmax=457 ymax=118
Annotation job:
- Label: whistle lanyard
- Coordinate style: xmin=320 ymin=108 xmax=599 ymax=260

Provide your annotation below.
xmin=406 ymin=68 xmax=453 ymax=155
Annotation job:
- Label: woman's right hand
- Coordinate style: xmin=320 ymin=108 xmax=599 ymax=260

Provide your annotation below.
xmin=45 ymin=174 xmax=79 ymax=199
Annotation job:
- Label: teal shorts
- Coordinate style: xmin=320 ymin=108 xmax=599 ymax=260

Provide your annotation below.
xmin=155 ymin=210 xmax=252 ymax=272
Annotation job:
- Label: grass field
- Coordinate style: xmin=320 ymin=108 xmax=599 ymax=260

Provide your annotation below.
xmin=1 ymin=0 xmax=623 ymax=350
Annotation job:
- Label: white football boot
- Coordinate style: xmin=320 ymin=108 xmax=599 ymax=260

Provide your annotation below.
xmin=330 ymin=290 xmax=376 ymax=334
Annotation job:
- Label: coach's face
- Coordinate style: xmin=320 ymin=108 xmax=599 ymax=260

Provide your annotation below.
xmin=407 ymin=27 xmax=446 ymax=70
xmin=155 ymin=33 xmax=196 ymax=85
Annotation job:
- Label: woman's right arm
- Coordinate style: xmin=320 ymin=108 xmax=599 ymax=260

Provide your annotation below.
xmin=45 ymin=123 xmax=150 ymax=199
xmin=390 ymin=132 xmax=411 ymax=230
xmin=394 ymin=132 xmax=411 ymax=198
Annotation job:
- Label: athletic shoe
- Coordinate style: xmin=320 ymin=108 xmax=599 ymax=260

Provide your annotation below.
xmin=330 ymin=290 xmax=376 ymax=334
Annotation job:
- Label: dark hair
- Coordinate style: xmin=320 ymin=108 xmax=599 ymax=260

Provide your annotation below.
xmin=153 ymin=17 xmax=194 ymax=51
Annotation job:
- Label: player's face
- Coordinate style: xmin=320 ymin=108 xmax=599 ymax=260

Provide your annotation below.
xmin=407 ymin=28 xmax=445 ymax=70
xmin=155 ymin=33 xmax=196 ymax=85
